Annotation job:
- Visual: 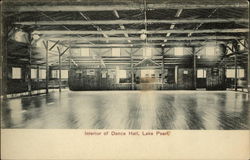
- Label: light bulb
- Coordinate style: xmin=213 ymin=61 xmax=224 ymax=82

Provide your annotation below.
xmin=140 ymin=33 xmax=147 ymax=40
xmin=33 ymin=34 xmax=40 ymax=40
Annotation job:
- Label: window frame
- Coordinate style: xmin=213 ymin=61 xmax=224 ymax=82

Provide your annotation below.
xmin=174 ymin=47 xmax=184 ymax=56
xmin=12 ymin=67 xmax=22 ymax=79
xmin=112 ymin=48 xmax=121 ymax=57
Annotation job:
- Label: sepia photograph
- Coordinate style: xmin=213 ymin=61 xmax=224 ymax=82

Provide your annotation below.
xmin=0 ymin=0 xmax=249 ymax=159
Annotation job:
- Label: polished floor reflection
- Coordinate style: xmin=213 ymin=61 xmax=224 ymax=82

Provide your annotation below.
xmin=1 ymin=90 xmax=249 ymax=129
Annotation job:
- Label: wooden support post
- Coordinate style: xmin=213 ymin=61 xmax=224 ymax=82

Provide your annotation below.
xmin=69 ymin=45 xmax=72 ymax=69
xmin=248 ymin=34 xmax=250 ymax=94
xmin=193 ymin=47 xmax=197 ymax=90
xmin=2 ymin=23 xmax=8 ymax=99
xmin=57 ymin=47 xmax=62 ymax=92
xmin=27 ymin=36 xmax=32 ymax=96
xmin=43 ymin=40 xmax=49 ymax=94
xmin=234 ymin=53 xmax=238 ymax=91
xmin=233 ymin=41 xmax=239 ymax=91
xmin=161 ymin=47 xmax=165 ymax=90
xmin=59 ymin=53 xmax=62 ymax=92
xmin=130 ymin=48 xmax=135 ymax=90
xmin=99 ymin=57 xmax=102 ymax=89
xmin=175 ymin=65 xmax=178 ymax=86
xmin=36 ymin=65 xmax=39 ymax=94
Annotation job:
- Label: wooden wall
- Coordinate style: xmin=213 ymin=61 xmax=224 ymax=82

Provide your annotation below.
xmin=177 ymin=68 xmax=194 ymax=90
xmin=68 ymin=67 xmax=197 ymax=90
xmin=68 ymin=67 xmax=131 ymax=91
xmin=6 ymin=64 xmax=68 ymax=94
xmin=206 ymin=68 xmax=226 ymax=90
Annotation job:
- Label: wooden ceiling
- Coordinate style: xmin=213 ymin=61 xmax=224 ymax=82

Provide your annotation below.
xmin=3 ymin=0 xmax=249 ymax=47
xmin=2 ymin=0 xmax=249 ymax=67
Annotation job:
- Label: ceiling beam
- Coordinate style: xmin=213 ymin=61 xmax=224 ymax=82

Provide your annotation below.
xmin=33 ymin=28 xmax=249 ymax=35
xmin=188 ymin=9 xmax=217 ymax=37
xmin=113 ymin=10 xmax=131 ymax=43
xmin=70 ymin=41 xmax=226 ymax=48
xmin=7 ymin=3 xmax=248 ymax=12
xmin=79 ymin=12 xmax=109 ymax=43
xmin=45 ymin=36 xmax=243 ymax=42
xmin=164 ymin=9 xmax=183 ymax=43
xmin=14 ymin=18 xmax=248 ymax=26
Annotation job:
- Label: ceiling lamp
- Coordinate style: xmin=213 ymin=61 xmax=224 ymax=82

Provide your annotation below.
xmin=32 ymin=34 xmax=40 ymax=40
xmin=140 ymin=33 xmax=147 ymax=40
xmin=140 ymin=29 xmax=147 ymax=40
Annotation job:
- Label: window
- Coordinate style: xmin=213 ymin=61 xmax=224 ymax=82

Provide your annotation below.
xmin=112 ymin=48 xmax=121 ymax=56
xmin=174 ymin=47 xmax=184 ymax=56
xmin=80 ymin=48 xmax=90 ymax=56
xmin=197 ymin=69 xmax=206 ymax=78
xmin=71 ymin=48 xmax=81 ymax=56
xmin=61 ymin=70 xmax=68 ymax=79
xmin=143 ymin=47 xmax=152 ymax=57
xmin=118 ymin=70 xmax=127 ymax=79
xmin=31 ymin=69 xmax=37 ymax=79
xmin=51 ymin=70 xmax=59 ymax=78
xmin=39 ymin=70 xmax=46 ymax=79
xmin=238 ymin=69 xmax=245 ymax=78
xmin=226 ymin=69 xmax=234 ymax=78
xmin=205 ymin=46 xmax=215 ymax=56
xmin=226 ymin=69 xmax=245 ymax=78
xmin=12 ymin=67 xmax=21 ymax=79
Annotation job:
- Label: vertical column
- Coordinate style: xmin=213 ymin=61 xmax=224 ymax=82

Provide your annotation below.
xmin=234 ymin=53 xmax=238 ymax=91
xmin=45 ymin=41 xmax=49 ymax=94
xmin=175 ymin=65 xmax=178 ymax=87
xmin=59 ymin=53 xmax=62 ymax=92
xmin=248 ymin=35 xmax=250 ymax=93
xmin=161 ymin=47 xmax=165 ymax=90
xmin=233 ymin=41 xmax=239 ymax=91
xmin=2 ymin=18 xmax=8 ymax=99
xmin=193 ymin=47 xmax=197 ymax=90
xmin=27 ymin=39 xmax=32 ymax=96
xmin=36 ymin=65 xmax=39 ymax=94
xmin=99 ymin=57 xmax=102 ymax=89
xmin=68 ymin=45 xmax=72 ymax=88
xmin=130 ymin=48 xmax=134 ymax=90
xmin=69 ymin=45 xmax=72 ymax=69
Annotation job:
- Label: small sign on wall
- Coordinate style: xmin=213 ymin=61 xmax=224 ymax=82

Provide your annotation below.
xmin=75 ymin=70 xmax=82 ymax=74
xmin=183 ymin=70 xmax=188 ymax=74
xmin=87 ymin=69 xmax=95 ymax=75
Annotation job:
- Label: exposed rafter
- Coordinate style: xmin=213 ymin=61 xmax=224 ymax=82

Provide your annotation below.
xmin=45 ymin=36 xmax=243 ymax=42
xmin=33 ymin=28 xmax=249 ymax=35
xmin=113 ymin=10 xmax=131 ymax=43
xmin=70 ymin=41 xmax=226 ymax=48
xmin=14 ymin=18 xmax=248 ymax=26
xmin=6 ymin=3 xmax=248 ymax=12
xmin=79 ymin=12 xmax=109 ymax=43
xmin=164 ymin=9 xmax=183 ymax=44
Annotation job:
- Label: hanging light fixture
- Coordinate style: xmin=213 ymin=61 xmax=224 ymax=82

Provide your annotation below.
xmin=32 ymin=34 xmax=40 ymax=40
xmin=140 ymin=29 xmax=147 ymax=40
xmin=140 ymin=0 xmax=147 ymax=42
